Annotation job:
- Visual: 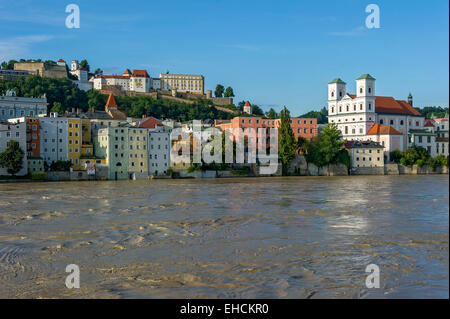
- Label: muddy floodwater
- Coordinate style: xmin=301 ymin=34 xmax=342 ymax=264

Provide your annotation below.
xmin=0 ymin=175 xmax=448 ymax=298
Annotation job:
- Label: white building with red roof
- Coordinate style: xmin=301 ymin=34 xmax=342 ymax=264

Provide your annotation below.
xmin=93 ymin=69 xmax=152 ymax=93
xmin=328 ymin=74 xmax=426 ymax=156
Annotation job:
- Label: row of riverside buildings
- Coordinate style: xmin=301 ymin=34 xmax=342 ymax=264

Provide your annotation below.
xmin=1 ymin=73 xmax=448 ymax=178
xmin=1 ymin=87 xmax=319 ymax=179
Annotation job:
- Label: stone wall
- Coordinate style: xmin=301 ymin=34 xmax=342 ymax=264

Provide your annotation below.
xmin=384 ymin=164 xmax=400 ymax=175
xmin=46 ymin=171 xmax=70 ymax=181
xmin=214 ymin=105 xmax=238 ymax=114
xmin=14 ymin=62 xmax=67 ymax=78
xmin=211 ymin=97 xmax=234 ymax=106
xmin=351 ymin=166 xmax=385 ymax=175
xmin=288 ymin=155 xmax=348 ymax=176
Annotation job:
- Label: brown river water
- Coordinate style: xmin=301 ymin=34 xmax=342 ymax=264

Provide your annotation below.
xmin=0 ymin=175 xmax=448 ymax=298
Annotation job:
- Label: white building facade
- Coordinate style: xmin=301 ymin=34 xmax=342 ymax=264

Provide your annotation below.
xmin=93 ymin=69 xmax=152 ymax=93
xmin=0 ymin=89 xmax=47 ymax=121
xmin=159 ymin=74 xmax=204 ymax=94
xmin=328 ymin=74 xmax=426 ymax=154
xmin=0 ymin=121 xmax=28 ymax=176
xmin=39 ymin=114 xmax=69 ymax=165
xmin=148 ymin=125 xmax=171 ymax=176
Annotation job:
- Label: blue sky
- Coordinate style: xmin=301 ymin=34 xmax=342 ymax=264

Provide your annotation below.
xmin=0 ymin=0 xmax=448 ymax=115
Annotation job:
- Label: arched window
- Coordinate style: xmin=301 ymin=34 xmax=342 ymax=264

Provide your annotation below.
xmin=331 ymin=91 xmax=334 ymax=97
xmin=360 ymin=88 xmax=363 ymax=93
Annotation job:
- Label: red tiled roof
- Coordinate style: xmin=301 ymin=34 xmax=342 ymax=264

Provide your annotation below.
xmin=105 ymin=94 xmax=118 ymax=108
xmin=244 ymin=101 xmax=251 ymax=106
xmin=132 ymin=70 xmax=150 ymax=78
xmin=424 ymin=121 xmax=435 ymax=127
xmin=100 ymin=75 xmax=129 ymax=79
xmin=342 ymin=94 xmax=421 ymax=116
xmin=367 ymin=123 xmax=403 ymax=135
xmin=58 ymin=59 xmax=65 ymax=63
xmin=108 ymin=109 xmax=127 ymax=120
xmin=123 ymin=69 xmax=132 ymax=75
xmin=140 ymin=117 xmax=162 ymax=129
xmin=376 ymin=97 xmax=421 ymax=116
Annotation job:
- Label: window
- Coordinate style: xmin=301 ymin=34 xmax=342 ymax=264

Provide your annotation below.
xmin=400 ymin=120 xmax=404 ymax=125
xmin=380 ymin=119 xmax=384 ymax=125
xmin=368 ymin=103 xmax=372 ymax=110
xmin=390 ymin=120 xmax=394 ymax=125
xmin=360 ymin=88 xmax=363 ymax=93
xmin=368 ymin=87 xmax=372 ymax=93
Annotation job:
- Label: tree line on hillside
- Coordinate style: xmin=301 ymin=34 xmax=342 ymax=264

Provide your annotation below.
xmin=0 ymin=76 xmax=235 ymax=121
xmin=414 ymin=106 xmax=449 ymax=119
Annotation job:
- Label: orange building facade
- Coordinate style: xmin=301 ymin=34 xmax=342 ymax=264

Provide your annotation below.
xmin=26 ymin=117 xmax=40 ymax=157
xmin=215 ymin=116 xmax=317 ymax=141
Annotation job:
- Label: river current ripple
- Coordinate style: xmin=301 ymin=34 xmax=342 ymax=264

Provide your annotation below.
xmin=0 ymin=175 xmax=448 ymax=298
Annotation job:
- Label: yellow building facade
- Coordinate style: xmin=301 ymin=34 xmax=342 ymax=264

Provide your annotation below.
xmin=68 ymin=118 xmax=92 ymax=170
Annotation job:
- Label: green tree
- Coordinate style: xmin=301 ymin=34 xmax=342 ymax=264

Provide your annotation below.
xmin=265 ymin=108 xmax=279 ymax=119
xmin=50 ymin=102 xmax=63 ymax=114
xmin=278 ymin=106 xmax=297 ymax=174
xmin=252 ymin=105 xmax=264 ymax=116
xmin=305 ymin=123 xmax=344 ymax=167
xmin=93 ymin=68 xmax=103 ymax=76
xmin=79 ymin=59 xmax=90 ymax=72
xmin=0 ymin=140 xmax=24 ymax=176
xmin=224 ymin=86 xmax=235 ymax=97
xmin=299 ymin=107 xmax=328 ymax=124
xmin=390 ymin=149 xmax=404 ymax=163
xmin=215 ymin=84 xmax=225 ymax=97
xmin=1 ymin=60 xmax=18 ymax=70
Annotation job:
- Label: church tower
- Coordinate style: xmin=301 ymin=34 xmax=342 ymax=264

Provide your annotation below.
xmin=408 ymin=93 xmax=413 ymax=106
xmin=243 ymin=101 xmax=252 ymax=114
